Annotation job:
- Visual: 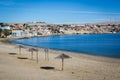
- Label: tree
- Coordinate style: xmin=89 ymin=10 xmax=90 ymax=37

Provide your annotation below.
xmin=0 ymin=28 xmax=2 ymax=37
xmin=3 ymin=29 xmax=12 ymax=37
xmin=50 ymin=26 xmax=60 ymax=33
xmin=0 ymin=23 xmax=4 ymax=27
xmin=0 ymin=23 xmax=9 ymax=26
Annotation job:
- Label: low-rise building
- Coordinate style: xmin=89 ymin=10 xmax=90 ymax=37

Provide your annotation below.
xmin=12 ymin=30 xmax=23 ymax=37
xmin=0 ymin=26 xmax=11 ymax=30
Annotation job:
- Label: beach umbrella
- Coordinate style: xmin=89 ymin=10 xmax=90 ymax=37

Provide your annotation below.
xmin=55 ymin=53 xmax=71 ymax=71
xmin=16 ymin=45 xmax=25 ymax=55
xmin=29 ymin=47 xmax=39 ymax=63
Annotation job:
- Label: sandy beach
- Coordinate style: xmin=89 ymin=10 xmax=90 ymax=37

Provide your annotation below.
xmin=0 ymin=39 xmax=120 ymax=80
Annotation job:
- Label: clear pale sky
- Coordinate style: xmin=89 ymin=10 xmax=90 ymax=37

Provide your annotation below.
xmin=0 ymin=0 xmax=120 ymax=24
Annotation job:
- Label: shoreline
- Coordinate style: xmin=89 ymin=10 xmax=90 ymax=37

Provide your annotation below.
xmin=1 ymin=38 xmax=120 ymax=63
xmin=1 ymin=34 xmax=120 ymax=60
xmin=0 ymin=37 xmax=120 ymax=80
xmin=1 ymin=36 xmax=120 ymax=62
xmin=6 ymin=33 xmax=120 ymax=59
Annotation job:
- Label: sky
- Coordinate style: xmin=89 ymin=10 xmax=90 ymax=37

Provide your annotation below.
xmin=0 ymin=0 xmax=120 ymax=24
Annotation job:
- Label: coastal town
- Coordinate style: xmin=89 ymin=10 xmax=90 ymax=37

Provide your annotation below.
xmin=0 ymin=22 xmax=120 ymax=80
xmin=1 ymin=0 xmax=120 ymax=80
xmin=0 ymin=22 xmax=120 ymax=38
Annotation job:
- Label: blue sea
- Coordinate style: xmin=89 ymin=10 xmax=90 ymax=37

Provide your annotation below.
xmin=11 ymin=34 xmax=120 ymax=58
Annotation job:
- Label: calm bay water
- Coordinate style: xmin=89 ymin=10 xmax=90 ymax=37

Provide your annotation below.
xmin=11 ymin=34 xmax=120 ymax=58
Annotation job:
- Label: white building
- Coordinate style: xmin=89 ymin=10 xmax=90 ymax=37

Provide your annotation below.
xmin=12 ymin=30 xmax=23 ymax=37
xmin=32 ymin=31 xmax=38 ymax=36
xmin=0 ymin=26 xmax=11 ymax=30
xmin=59 ymin=27 xmax=64 ymax=33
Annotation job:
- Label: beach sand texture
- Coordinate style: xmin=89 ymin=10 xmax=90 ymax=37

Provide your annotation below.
xmin=0 ymin=42 xmax=120 ymax=80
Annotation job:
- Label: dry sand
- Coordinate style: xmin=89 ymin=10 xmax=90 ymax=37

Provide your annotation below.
xmin=0 ymin=41 xmax=120 ymax=80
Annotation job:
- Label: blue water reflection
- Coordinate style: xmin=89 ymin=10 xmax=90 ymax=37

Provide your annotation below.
xmin=11 ymin=34 xmax=120 ymax=58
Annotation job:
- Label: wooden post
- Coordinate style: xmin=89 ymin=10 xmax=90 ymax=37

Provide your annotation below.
xmin=36 ymin=50 xmax=38 ymax=64
xmin=47 ymin=49 xmax=49 ymax=61
xmin=62 ymin=58 xmax=64 ymax=71
xmin=31 ymin=51 xmax=33 ymax=60
xmin=19 ymin=48 xmax=21 ymax=55
xmin=44 ymin=49 xmax=46 ymax=60
xmin=45 ymin=51 xmax=46 ymax=61
xmin=45 ymin=48 xmax=49 ymax=61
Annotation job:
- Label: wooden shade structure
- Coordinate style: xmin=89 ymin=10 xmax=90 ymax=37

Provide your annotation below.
xmin=29 ymin=48 xmax=39 ymax=63
xmin=16 ymin=45 xmax=26 ymax=55
xmin=55 ymin=53 xmax=71 ymax=71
